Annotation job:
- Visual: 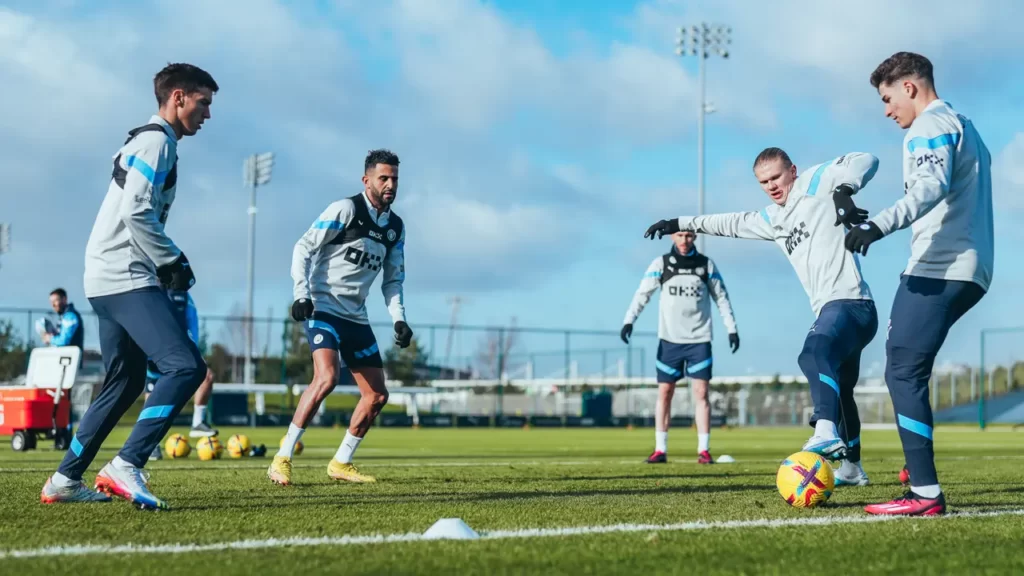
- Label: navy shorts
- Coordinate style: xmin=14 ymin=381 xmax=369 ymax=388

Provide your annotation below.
xmin=656 ymin=340 xmax=713 ymax=383
xmin=306 ymin=312 xmax=383 ymax=369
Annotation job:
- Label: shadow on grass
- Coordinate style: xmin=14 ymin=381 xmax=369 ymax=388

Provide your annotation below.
xmin=178 ymin=483 xmax=771 ymax=512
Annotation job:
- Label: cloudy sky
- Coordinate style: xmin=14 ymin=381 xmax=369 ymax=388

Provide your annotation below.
xmin=1 ymin=0 xmax=1022 ymax=377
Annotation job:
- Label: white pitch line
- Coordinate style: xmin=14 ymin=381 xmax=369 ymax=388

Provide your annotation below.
xmin=2 ymin=453 xmax=1023 ymax=474
xmin=2 ymin=508 xmax=1022 ymax=560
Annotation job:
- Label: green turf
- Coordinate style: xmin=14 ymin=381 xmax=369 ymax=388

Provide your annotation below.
xmin=1 ymin=427 xmax=1022 ymax=574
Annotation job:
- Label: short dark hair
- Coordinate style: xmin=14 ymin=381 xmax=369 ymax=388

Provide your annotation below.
xmin=154 ymin=63 xmax=219 ymax=106
xmin=753 ymin=147 xmax=793 ymax=171
xmin=364 ymin=149 xmax=400 ymax=173
xmin=50 ymin=288 xmax=67 ymax=299
xmin=870 ymin=52 xmax=934 ymax=89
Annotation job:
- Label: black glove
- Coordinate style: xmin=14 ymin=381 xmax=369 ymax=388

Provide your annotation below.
xmin=844 ymin=222 xmax=884 ymax=256
xmin=832 ymin=184 xmax=869 ymax=228
xmin=620 ymin=324 xmax=633 ymax=345
xmin=156 ymin=253 xmax=196 ymax=291
xmin=644 ymin=218 xmax=681 ymax=240
xmin=728 ymin=333 xmax=740 ymax=353
xmin=290 ymin=298 xmax=314 ymax=322
xmin=394 ymin=321 xmax=413 ymax=348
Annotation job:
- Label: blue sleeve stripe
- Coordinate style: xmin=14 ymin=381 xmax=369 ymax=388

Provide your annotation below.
xmin=125 ymin=155 xmax=168 ymax=187
xmin=312 ymin=220 xmax=344 ymax=230
xmin=759 ymin=208 xmax=771 ymax=223
xmin=805 ymin=161 xmax=831 ymax=197
xmin=394 ymin=240 xmax=405 ymax=251
xmin=138 ymin=404 xmax=175 ymax=421
xmin=907 ymin=132 xmax=960 ymax=153
xmin=644 ymin=271 xmax=662 ymax=279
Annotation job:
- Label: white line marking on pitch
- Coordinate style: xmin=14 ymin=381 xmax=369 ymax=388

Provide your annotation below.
xmin=2 ymin=454 xmax=1022 ymax=474
xmin=2 ymin=508 xmax=1022 ymax=559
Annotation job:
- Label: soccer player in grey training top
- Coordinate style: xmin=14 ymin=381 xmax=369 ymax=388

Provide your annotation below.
xmin=269 ymin=149 xmax=411 ymax=486
xmin=848 ymin=53 xmax=993 ymax=517
xmin=645 ymin=148 xmax=881 ymax=487
xmin=621 ymin=230 xmax=739 ymax=464
xmin=41 ymin=64 xmax=217 ymax=510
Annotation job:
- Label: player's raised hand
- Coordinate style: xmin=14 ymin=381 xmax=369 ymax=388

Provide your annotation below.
xmin=620 ymin=323 xmax=633 ymax=344
xmin=394 ymin=321 xmax=414 ymax=348
xmin=832 ymin=185 xmax=869 ymax=228
xmin=644 ymin=218 xmax=681 ymax=240
xmin=844 ymin=222 xmax=883 ymax=255
xmin=728 ymin=333 xmax=740 ymax=353
xmin=290 ymin=298 xmax=314 ymax=322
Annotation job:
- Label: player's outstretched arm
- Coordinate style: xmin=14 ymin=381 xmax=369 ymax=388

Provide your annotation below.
xmin=382 ymin=226 xmax=408 ymax=345
xmin=291 ymin=202 xmax=350 ymax=309
xmin=118 ymin=133 xmax=181 ymax=268
xmin=621 ymin=257 xmax=662 ymax=343
xmin=706 ymin=259 xmax=739 ymax=352
xmin=681 ymin=211 xmax=776 ymax=241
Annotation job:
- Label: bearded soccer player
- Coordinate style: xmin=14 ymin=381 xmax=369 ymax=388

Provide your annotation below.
xmin=843 ymin=53 xmax=993 ymax=516
xmin=268 ymin=149 xmax=411 ymax=486
xmin=621 ymin=230 xmax=739 ymax=464
xmin=645 ymin=148 xmax=880 ymax=487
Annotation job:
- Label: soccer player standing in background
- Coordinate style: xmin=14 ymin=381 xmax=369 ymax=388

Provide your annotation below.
xmin=621 ymin=230 xmax=740 ymax=464
xmin=646 ymin=148 xmax=880 ymax=487
xmin=269 ymin=149 xmax=412 ymax=486
xmin=844 ymin=53 xmax=993 ymax=516
xmin=41 ymin=64 xmax=217 ymax=509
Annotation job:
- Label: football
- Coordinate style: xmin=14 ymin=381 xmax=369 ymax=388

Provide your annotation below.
xmin=164 ymin=434 xmax=191 ymax=459
xmin=776 ymin=451 xmax=834 ymax=508
xmin=227 ymin=434 xmax=252 ymax=459
xmin=197 ymin=436 xmax=224 ymax=461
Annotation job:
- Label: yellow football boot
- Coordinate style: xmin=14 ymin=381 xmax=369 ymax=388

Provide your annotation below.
xmin=267 ymin=456 xmax=293 ymax=486
xmin=327 ymin=460 xmax=376 ymax=483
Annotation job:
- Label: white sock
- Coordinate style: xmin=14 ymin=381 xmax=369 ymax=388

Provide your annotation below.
xmin=912 ymin=484 xmax=942 ymax=498
xmin=192 ymin=405 xmax=208 ymax=428
xmin=335 ymin=431 xmax=363 ymax=464
xmin=276 ymin=423 xmax=305 ymax=458
xmin=112 ymin=455 xmax=135 ymax=470
xmin=814 ymin=419 xmax=839 ymax=439
xmin=697 ymin=433 xmax=710 ymax=453
xmin=655 ymin=430 xmax=668 ymax=453
xmin=51 ymin=471 xmax=78 ymax=488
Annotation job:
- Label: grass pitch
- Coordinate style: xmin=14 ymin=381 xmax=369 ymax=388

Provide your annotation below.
xmin=0 ymin=426 xmax=1022 ymax=575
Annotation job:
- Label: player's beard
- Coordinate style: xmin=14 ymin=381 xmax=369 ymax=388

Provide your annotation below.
xmin=369 ymin=185 xmax=395 ymax=210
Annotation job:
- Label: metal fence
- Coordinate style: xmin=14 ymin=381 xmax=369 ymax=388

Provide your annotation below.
xmin=0 ymin=306 xmax=662 ymax=384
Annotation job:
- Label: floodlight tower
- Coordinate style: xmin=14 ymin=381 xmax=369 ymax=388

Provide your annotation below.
xmin=243 ymin=153 xmax=274 ymax=385
xmin=676 ymin=23 xmax=730 ymax=253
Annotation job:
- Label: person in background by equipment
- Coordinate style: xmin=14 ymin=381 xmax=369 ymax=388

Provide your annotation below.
xmin=43 ymin=288 xmax=84 ymax=353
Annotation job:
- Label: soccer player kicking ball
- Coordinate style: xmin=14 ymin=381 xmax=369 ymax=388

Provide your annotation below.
xmin=845 ymin=53 xmax=993 ymax=516
xmin=621 ymin=230 xmax=739 ymax=464
xmin=645 ymin=148 xmax=880 ymax=486
xmin=41 ymin=64 xmax=218 ymax=509
xmin=268 ymin=149 xmax=411 ymax=486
